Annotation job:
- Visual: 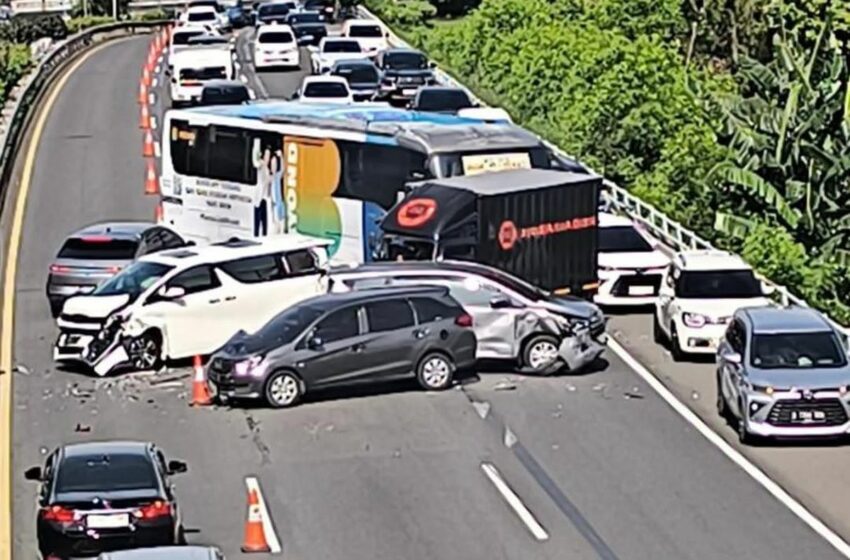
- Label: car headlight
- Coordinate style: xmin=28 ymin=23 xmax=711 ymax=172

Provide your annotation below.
xmin=234 ymin=355 xmax=267 ymax=377
xmin=682 ymin=312 xmax=708 ymax=328
xmin=749 ymin=384 xmax=774 ymax=395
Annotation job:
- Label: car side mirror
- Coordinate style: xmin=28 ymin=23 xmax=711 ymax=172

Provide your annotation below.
xmin=307 ymin=335 xmax=323 ymax=350
xmin=321 ymin=67 xmax=330 ymax=74
xmin=761 ymin=282 xmax=776 ymax=296
xmin=24 ymin=466 xmax=43 ymax=481
xmin=167 ymin=460 xmax=188 ymax=474
xmin=721 ymin=350 xmax=742 ymax=365
xmin=158 ymin=285 xmax=186 ymax=300
xmin=489 ymin=294 xmax=513 ymax=309
xmin=291 ymin=91 xmax=300 ymax=100
xmin=428 ymin=61 xmax=437 ymax=69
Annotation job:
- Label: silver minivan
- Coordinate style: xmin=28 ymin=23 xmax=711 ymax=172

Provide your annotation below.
xmin=330 ymin=260 xmax=607 ymax=375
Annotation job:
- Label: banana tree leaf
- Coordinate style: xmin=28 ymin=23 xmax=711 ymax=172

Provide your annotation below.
xmin=714 ymin=212 xmax=757 ymax=238
xmin=710 ymin=163 xmax=801 ymax=228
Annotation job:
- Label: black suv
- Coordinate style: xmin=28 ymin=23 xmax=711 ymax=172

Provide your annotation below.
xmin=375 ymin=48 xmax=437 ymax=103
xmin=208 ymin=286 xmax=477 ymax=407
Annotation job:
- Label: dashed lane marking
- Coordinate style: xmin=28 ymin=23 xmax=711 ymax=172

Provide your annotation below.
xmin=480 ymin=463 xmax=549 ymax=541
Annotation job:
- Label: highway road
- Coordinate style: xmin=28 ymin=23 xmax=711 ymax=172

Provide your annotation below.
xmin=2 ymin=26 xmax=848 ymax=560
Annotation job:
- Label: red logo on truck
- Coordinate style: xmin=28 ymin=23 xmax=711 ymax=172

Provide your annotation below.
xmin=397 ymin=198 xmax=437 ymax=228
xmin=498 ymin=215 xmax=596 ymax=251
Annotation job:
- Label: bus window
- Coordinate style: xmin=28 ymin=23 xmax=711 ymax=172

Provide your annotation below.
xmin=337 ymin=141 xmax=428 ymax=209
xmin=170 ymin=120 xmax=258 ymax=184
xmin=431 ymin=146 xmax=551 ymax=178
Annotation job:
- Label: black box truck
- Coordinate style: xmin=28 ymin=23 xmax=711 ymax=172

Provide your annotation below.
xmin=380 ymin=168 xmax=601 ymax=296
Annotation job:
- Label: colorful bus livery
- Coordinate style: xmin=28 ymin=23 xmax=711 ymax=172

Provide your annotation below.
xmin=160 ymin=101 xmax=587 ymax=263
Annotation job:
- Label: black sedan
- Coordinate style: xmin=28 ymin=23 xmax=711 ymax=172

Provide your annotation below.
xmin=375 ymin=48 xmax=437 ymax=103
xmin=208 ymin=285 xmax=477 ymax=407
xmin=329 ymin=59 xmax=381 ymax=101
xmin=26 ymin=441 xmax=188 ymax=559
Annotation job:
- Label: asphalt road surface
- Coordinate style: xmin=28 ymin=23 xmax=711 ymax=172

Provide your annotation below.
xmin=5 ymin=30 xmax=848 ymax=560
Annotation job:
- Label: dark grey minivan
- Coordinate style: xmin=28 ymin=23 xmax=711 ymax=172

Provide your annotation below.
xmin=208 ymin=286 xmax=477 ymax=407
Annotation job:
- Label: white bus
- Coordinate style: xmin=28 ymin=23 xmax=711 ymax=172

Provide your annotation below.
xmin=159 ymin=101 xmax=588 ymax=264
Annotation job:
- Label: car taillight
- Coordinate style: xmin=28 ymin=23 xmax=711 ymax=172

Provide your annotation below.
xmin=106 ymin=265 xmax=122 ymax=273
xmin=135 ymin=500 xmax=171 ymax=519
xmin=50 ymin=265 xmax=69 ymax=273
xmin=455 ymin=313 xmax=473 ymax=327
xmin=41 ymin=505 xmax=75 ymax=523
xmin=81 ymin=236 xmax=111 ymax=243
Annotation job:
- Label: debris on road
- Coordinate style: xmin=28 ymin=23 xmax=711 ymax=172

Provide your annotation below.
xmin=149 ymin=373 xmax=190 ymax=387
xmin=494 ymin=380 xmax=517 ymax=391
xmin=74 ymin=423 xmax=91 ymax=432
xmin=691 ymin=391 xmax=700 ymax=400
xmin=565 ymin=383 xmax=577 ymax=392
xmin=623 ymin=391 xmax=644 ymax=400
xmin=13 ymin=363 xmax=31 ymax=376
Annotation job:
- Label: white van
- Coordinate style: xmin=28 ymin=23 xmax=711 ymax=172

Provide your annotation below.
xmin=169 ymin=46 xmax=234 ymax=106
xmin=254 ymin=24 xmax=299 ymax=69
xmin=180 ymin=6 xmax=221 ymax=30
xmin=341 ymin=19 xmax=388 ymax=57
xmin=54 ymin=235 xmax=332 ymax=375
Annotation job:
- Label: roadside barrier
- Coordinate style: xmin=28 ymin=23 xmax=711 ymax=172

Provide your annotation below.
xmin=144 ymin=158 xmax=158 ymax=195
xmin=190 ymin=355 xmax=213 ymax=407
xmin=241 ymin=489 xmax=271 ymax=553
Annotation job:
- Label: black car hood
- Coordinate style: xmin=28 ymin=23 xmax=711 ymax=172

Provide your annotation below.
xmin=383 ymin=68 xmax=433 ymax=78
xmin=221 ymin=329 xmax=280 ymax=356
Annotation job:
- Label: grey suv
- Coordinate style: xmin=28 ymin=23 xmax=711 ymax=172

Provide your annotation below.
xmin=208 ymin=285 xmax=477 ymax=407
xmin=717 ymin=306 xmax=850 ymax=444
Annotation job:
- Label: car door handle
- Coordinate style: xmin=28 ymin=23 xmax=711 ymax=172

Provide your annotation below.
xmin=225 ymin=296 xmax=236 ymax=301
xmin=351 ymin=343 xmax=365 ymax=352
xmin=413 ymin=328 xmax=430 ymax=339
xmin=208 ymin=298 xmax=221 ymax=304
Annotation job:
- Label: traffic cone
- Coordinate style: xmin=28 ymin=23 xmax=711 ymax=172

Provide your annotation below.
xmin=190 ymin=355 xmax=213 ymax=407
xmin=241 ymin=489 xmax=270 ymax=553
xmin=142 ymin=65 xmax=152 ymax=87
xmin=154 ymin=34 xmax=162 ymax=53
xmin=139 ymin=104 xmax=151 ymax=129
xmin=144 ymin=159 xmax=159 ymax=195
xmin=160 ymin=27 xmax=169 ymax=46
xmin=154 ymin=202 xmax=163 ymax=222
xmin=142 ymin=131 xmax=155 ymax=157
xmin=137 ymin=81 xmax=148 ymax=104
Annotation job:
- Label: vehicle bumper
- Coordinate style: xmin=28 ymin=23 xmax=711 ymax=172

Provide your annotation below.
xmin=170 ymin=88 xmax=201 ymax=104
xmin=559 ymin=330 xmax=607 ymax=371
xmin=255 ymin=52 xmax=299 ymax=67
xmin=39 ymin=521 xmax=175 ymax=557
xmin=674 ymin=322 xmax=726 ymax=354
xmin=594 ymin=271 xmax=662 ymax=306
xmin=379 ymin=84 xmax=422 ymax=99
xmin=743 ymin=392 xmax=850 ymax=438
xmin=208 ymin=372 xmax=265 ymax=400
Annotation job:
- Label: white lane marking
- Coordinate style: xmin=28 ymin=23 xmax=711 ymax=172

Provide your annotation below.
xmin=148 ymin=92 xmax=156 ymax=105
xmin=150 ymin=116 xmax=157 ymax=130
xmin=481 ymin=463 xmax=549 ymax=541
xmin=152 ymin=77 xmax=159 ymax=89
xmin=155 ymin=65 xmax=161 ymax=74
xmin=153 ymin=141 xmax=161 ymax=158
xmin=607 ymin=338 xmax=850 ymax=558
xmin=248 ymin=88 xmax=256 ymax=99
xmin=240 ymin=74 xmax=248 ymax=83
xmin=245 ymin=476 xmax=283 ymax=553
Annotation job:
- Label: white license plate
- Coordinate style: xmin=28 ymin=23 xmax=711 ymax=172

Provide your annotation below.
xmin=792 ymin=410 xmax=826 ymax=422
xmin=86 ymin=513 xmax=130 ymax=528
xmin=403 ymin=88 xmax=418 ymax=95
xmin=628 ymin=285 xmax=655 ymax=296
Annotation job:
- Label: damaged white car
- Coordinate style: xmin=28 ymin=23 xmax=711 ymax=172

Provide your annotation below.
xmin=54 ymin=235 xmax=331 ymax=376
xmin=330 ymin=260 xmax=607 ymax=375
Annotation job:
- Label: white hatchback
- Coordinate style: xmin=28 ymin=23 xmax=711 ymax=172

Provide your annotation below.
xmin=341 ymin=19 xmax=388 ymax=57
xmin=292 ymin=76 xmax=353 ymax=104
xmin=254 ymin=24 xmax=300 ymax=69
xmin=54 ymin=235 xmax=332 ymax=375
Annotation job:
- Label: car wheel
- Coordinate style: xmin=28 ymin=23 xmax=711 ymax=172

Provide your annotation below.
xmin=523 ymin=334 xmax=561 ymax=374
xmin=715 ymin=373 xmax=729 ymax=420
xmin=264 ymin=370 xmax=302 ymax=408
xmin=669 ymin=324 xmax=685 ymax=362
xmin=737 ymin=402 xmax=756 ymax=445
xmin=128 ymin=330 xmax=163 ymax=371
xmin=416 ymin=352 xmax=454 ymax=391
xmin=652 ymin=311 xmax=665 ymax=344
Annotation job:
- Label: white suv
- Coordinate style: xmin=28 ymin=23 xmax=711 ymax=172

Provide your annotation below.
xmin=55 ymin=235 xmax=331 ymax=375
xmin=654 ymin=250 xmax=771 ymax=360
xmin=254 ymin=24 xmax=300 ymax=69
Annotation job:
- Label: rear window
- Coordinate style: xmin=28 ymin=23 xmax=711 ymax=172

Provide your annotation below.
xmin=173 ymin=31 xmax=204 ymax=45
xmin=324 ymin=40 xmax=360 ymax=53
xmin=180 ymin=67 xmax=228 ymax=80
xmin=258 ymin=31 xmax=294 ymax=43
xmin=304 ymin=82 xmax=348 ymax=98
xmin=259 ymin=3 xmax=291 ymax=16
xmin=599 ymin=225 xmax=653 ymax=253
xmin=411 ymin=296 xmax=457 ymax=324
xmin=201 ymin=85 xmax=249 ymax=104
xmin=334 ymin=65 xmax=378 ymax=83
xmin=290 ymin=12 xmax=322 ymax=23
xmin=416 ymin=89 xmax=473 ymax=112
xmin=188 ymin=11 xmax=215 ymax=21
xmin=56 ymin=454 xmax=158 ymax=493
xmin=58 ymin=238 xmax=138 ymax=260
xmin=348 ymin=24 xmax=382 ymax=38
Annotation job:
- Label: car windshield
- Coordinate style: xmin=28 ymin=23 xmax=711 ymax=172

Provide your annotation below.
xmin=180 ymin=66 xmax=227 ymax=80
xmin=94 ymin=261 xmax=173 ymax=300
xmin=259 ymin=31 xmax=293 ymax=43
xmin=348 ymin=24 xmax=382 ymax=38
xmin=751 ymin=332 xmax=847 ymax=369
xmin=304 ymin=82 xmax=348 ymax=97
xmin=334 ymin=64 xmax=378 ymax=83
xmin=416 ymin=89 xmax=472 ymax=112
xmin=290 ymin=12 xmax=321 ymax=23
xmin=323 ymin=40 xmax=360 ymax=53
xmin=259 ymin=4 xmax=290 ymax=15
xmin=252 ymin=304 xmax=324 ymax=348
xmin=56 ymin=454 xmax=158 ymax=493
xmin=675 ymin=270 xmax=763 ymax=299
xmin=599 ymin=225 xmax=654 ymax=253
xmin=385 ymin=52 xmax=427 ymax=70
xmin=173 ymin=31 xmax=204 ymax=45
xmin=58 ymin=237 xmax=138 ymax=260
xmin=188 ymin=11 xmax=215 ymax=21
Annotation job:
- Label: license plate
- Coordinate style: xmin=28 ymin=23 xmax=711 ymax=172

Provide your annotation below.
xmin=628 ymin=285 xmax=655 ymax=296
xmin=403 ymin=88 xmax=418 ymax=95
xmin=791 ymin=410 xmax=826 ymax=422
xmin=86 ymin=513 xmax=129 ymax=528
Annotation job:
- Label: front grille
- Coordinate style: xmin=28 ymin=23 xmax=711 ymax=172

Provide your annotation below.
xmin=398 ymin=76 xmax=424 ymax=85
xmin=610 ymin=273 xmax=662 ymax=297
xmin=210 ymin=357 xmax=233 ymax=374
xmin=60 ymin=313 xmax=103 ymax=325
xmin=590 ymin=319 xmax=606 ymax=338
xmin=767 ymin=399 xmax=848 ymax=427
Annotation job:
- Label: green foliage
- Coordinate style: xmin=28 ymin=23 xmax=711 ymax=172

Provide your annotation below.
xmin=0 ymin=41 xmax=32 ymax=99
xmin=365 ymin=0 xmax=436 ymax=26
xmin=67 ymin=16 xmax=114 ymax=34
xmin=0 ymin=14 xmax=68 ymax=44
xmin=133 ymin=9 xmax=168 ymax=21
xmin=72 ymin=0 xmax=130 ymax=18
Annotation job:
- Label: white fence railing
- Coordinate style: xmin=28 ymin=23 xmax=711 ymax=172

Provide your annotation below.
xmin=355 ymin=5 xmax=849 ymax=337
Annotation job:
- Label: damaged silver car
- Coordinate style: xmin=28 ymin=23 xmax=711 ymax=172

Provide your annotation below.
xmin=330 ymin=261 xmax=607 ymax=375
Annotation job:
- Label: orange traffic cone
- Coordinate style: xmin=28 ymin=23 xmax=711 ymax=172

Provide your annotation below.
xmin=142 ymin=131 xmax=155 ymax=157
xmin=154 ymin=202 xmax=163 ymax=222
xmin=190 ymin=355 xmax=213 ymax=407
xmin=142 ymin=65 xmax=152 ymax=87
xmin=137 ymin=81 xmax=148 ymax=104
xmin=160 ymin=28 xmax=169 ymax=45
xmin=144 ymin=159 xmax=159 ymax=195
xmin=154 ymin=34 xmax=162 ymax=53
xmin=241 ymin=489 xmax=270 ymax=553
xmin=139 ymin=104 xmax=151 ymax=129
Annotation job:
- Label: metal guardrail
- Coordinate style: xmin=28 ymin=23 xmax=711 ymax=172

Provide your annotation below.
xmin=355 ymin=5 xmax=849 ymax=336
xmin=0 ymin=20 xmax=168 ymax=214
